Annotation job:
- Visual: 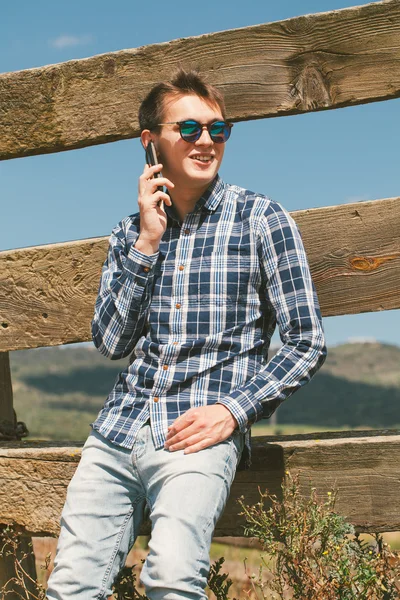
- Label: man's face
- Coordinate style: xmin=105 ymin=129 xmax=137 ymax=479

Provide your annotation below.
xmin=152 ymin=94 xmax=226 ymax=194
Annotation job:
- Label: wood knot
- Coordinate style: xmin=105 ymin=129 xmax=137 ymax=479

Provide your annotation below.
xmin=281 ymin=15 xmax=313 ymax=35
xmin=350 ymin=255 xmax=397 ymax=272
xmin=290 ymin=64 xmax=332 ymax=110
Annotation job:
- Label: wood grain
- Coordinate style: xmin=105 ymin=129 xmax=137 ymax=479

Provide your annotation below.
xmin=1 ymin=0 xmax=400 ymax=159
xmin=0 ymin=197 xmax=398 ymax=352
xmin=293 ymin=196 xmax=400 ymax=317
xmin=1 ymin=430 xmax=399 ymax=536
xmin=0 ymin=237 xmax=108 ymax=351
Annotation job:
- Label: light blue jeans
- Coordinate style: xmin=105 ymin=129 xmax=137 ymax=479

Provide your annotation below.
xmin=46 ymin=423 xmax=244 ymax=600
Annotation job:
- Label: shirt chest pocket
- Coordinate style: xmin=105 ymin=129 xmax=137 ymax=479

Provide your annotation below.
xmin=192 ymin=245 xmax=258 ymax=305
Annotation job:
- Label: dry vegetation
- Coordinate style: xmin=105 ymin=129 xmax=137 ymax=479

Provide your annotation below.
xmin=15 ymin=495 xmax=400 ymax=599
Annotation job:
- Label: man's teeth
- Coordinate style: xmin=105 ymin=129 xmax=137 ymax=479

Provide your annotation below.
xmin=193 ymin=155 xmax=213 ymax=162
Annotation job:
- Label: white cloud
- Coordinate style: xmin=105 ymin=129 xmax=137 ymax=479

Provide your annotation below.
xmin=49 ymin=34 xmax=94 ymax=50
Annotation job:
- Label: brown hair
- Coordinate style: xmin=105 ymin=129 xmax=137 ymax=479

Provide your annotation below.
xmin=138 ymin=69 xmax=226 ymax=132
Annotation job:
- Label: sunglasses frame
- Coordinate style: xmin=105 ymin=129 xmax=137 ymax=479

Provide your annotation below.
xmin=156 ymin=119 xmax=233 ymax=143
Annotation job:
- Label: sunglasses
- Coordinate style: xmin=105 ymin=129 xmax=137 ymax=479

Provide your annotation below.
xmin=156 ymin=119 xmax=233 ymax=143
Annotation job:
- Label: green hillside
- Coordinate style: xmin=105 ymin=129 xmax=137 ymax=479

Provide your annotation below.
xmin=322 ymin=342 xmax=400 ymax=387
xmin=9 ymin=341 xmax=400 ymax=441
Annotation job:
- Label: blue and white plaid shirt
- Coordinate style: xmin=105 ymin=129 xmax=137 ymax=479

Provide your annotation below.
xmin=91 ymin=175 xmax=326 ymax=468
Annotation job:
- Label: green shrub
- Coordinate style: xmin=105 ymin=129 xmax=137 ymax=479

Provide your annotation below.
xmin=2 ymin=472 xmax=400 ymax=599
xmin=235 ymin=472 xmax=400 ymax=599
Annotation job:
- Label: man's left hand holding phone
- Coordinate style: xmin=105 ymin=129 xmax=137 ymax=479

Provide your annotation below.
xmin=135 ymin=140 xmax=174 ymax=257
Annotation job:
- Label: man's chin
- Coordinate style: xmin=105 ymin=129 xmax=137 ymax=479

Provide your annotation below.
xmin=187 ymin=166 xmax=218 ymax=186
xmin=168 ymin=165 xmax=219 ymax=193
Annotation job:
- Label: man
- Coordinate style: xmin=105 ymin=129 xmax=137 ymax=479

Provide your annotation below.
xmin=46 ymin=69 xmax=326 ymax=600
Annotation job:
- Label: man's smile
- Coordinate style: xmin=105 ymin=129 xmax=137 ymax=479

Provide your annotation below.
xmin=189 ymin=153 xmax=215 ymax=164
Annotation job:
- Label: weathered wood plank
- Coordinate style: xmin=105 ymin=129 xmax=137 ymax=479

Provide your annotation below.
xmin=0 ymin=236 xmax=107 ymax=352
xmin=293 ymin=196 xmax=400 ymax=316
xmin=1 ymin=430 xmax=399 ymax=536
xmin=1 ymin=0 xmax=400 ymax=160
xmin=0 ymin=197 xmax=399 ymax=352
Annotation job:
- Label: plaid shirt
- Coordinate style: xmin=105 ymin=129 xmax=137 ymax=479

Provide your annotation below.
xmin=91 ymin=175 xmax=326 ymax=468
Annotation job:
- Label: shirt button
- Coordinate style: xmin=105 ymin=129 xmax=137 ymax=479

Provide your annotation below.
xmin=143 ymin=266 xmax=150 ymax=273
xmin=153 ymin=397 xmax=159 ymax=403
xmin=184 ymin=228 xmax=190 ymax=235
xmin=173 ymin=341 xmax=179 ymax=345
xmin=163 ymin=365 xmax=168 ymax=370
xmin=179 ymin=265 xmax=184 ymax=271
xmin=175 ymin=303 xmax=181 ymax=309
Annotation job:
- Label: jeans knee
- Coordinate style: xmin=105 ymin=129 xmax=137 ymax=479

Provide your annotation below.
xmin=140 ymin=547 xmax=208 ymax=600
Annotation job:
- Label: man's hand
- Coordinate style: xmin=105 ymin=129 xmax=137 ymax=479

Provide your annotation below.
xmin=164 ymin=405 xmax=238 ymax=454
xmin=135 ymin=163 xmax=175 ymax=255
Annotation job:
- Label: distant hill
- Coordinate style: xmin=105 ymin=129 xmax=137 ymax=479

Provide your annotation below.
xmin=9 ymin=341 xmax=400 ymax=441
xmin=321 ymin=342 xmax=400 ymax=388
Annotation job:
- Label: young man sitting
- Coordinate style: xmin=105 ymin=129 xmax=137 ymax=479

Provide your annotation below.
xmin=46 ymin=69 xmax=326 ymax=600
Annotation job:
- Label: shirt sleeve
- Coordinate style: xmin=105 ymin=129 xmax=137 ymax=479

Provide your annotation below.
xmin=217 ymin=201 xmax=327 ymax=432
xmin=91 ymin=219 xmax=159 ymax=360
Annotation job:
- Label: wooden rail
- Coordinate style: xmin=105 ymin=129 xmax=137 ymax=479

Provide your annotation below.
xmin=0 ymin=196 xmax=399 ymax=352
xmin=0 ymin=0 xmax=399 ymax=160
xmin=1 ymin=430 xmax=400 ymax=536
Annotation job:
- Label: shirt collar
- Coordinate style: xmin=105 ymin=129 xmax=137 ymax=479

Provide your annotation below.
xmin=165 ymin=174 xmax=226 ymax=224
xmin=196 ymin=174 xmax=226 ymax=213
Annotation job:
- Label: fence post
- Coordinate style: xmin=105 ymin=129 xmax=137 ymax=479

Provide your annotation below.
xmin=0 ymin=351 xmax=37 ymax=598
xmin=0 ymin=351 xmax=28 ymax=441
xmin=0 ymin=352 xmax=15 ymax=438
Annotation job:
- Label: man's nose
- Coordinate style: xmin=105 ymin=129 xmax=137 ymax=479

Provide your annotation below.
xmin=195 ymin=126 xmax=213 ymax=145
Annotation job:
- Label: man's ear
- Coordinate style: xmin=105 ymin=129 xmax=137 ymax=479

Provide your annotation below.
xmin=141 ymin=129 xmax=152 ymax=150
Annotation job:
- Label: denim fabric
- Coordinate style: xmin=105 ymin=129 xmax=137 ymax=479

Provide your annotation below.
xmin=46 ymin=424 xmax=244 ymax=600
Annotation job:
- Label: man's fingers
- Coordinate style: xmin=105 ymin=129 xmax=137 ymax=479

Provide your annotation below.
xmin=167 ymin=433 xmax=214 ymax=453
xmin=153 ymin=191 xmax=171 ymax=206
xmin=139 ymin=163 xmax=161 ymax=186
xmin=138 ymin=163 xmax=162 ymax=193
xmin=139 ymin=173 xmax=174 ymax=198
xmin=167 ymin=410 xmax=204 ymax=438
xmin=166 ymin=415 xmax=196 ymax=438
xmin=165 ymin=422 xmax=199 ymax=447
xmin=148 ymin=177 xmax=175 ymax=192
xmin=183 ymin=440 xmax=214 ymax=454
xmin=142 ymin=163 xmax=175 ymax=189
xmin=143 ymin=163 xmax=163 ymax=176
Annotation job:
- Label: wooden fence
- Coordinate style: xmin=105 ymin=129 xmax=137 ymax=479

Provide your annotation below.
xmin=1 ymin=0 xmax=400 ymax=593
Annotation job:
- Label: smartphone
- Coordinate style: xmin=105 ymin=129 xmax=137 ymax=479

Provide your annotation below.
xmin=145 ymin=141 xmax=163 ymax=192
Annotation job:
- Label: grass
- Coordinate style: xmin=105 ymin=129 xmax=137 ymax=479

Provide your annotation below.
xmin=250 ymin=422 xmax=392 ymax=436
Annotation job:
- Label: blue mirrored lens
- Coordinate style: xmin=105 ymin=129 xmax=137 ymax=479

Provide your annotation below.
xmin=180 ymin=121 xmax=202 ymax=141
xmin=209 ymin=121 xmax=231 ymax=143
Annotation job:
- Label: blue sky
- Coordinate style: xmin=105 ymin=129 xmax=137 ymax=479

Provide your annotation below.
xmin=1 ymin=0 xmax=399 ymax=347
